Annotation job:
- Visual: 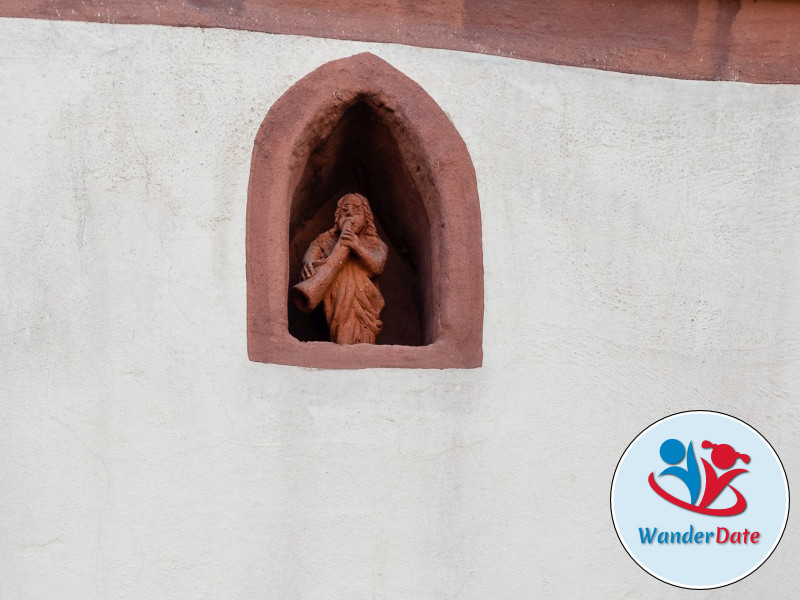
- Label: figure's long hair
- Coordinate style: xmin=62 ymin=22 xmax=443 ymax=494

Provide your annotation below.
xmin=334 ymin=193 xmax=379 ymax=239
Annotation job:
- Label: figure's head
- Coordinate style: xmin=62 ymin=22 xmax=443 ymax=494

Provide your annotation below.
xmin=660 ymin=439 xmax=686 ymax=465
xmin=335 ymin=193 xmax=376 ymax=236
xmin=702 ymin=441 xmax=750 ymax=470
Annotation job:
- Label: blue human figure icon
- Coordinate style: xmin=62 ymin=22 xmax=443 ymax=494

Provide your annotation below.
xmin=658 ymin=439 xmax=701 ymax=505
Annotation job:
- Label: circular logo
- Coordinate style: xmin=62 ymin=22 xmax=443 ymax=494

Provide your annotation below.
xmin=611 ymin=411 xmax=789 ymax=589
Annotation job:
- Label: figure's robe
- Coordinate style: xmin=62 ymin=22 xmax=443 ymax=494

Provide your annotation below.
xmin=305 ymin=230 xmax=386 ymax=344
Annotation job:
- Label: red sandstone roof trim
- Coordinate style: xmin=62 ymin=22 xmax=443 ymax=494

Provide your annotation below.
xmin=3 ymin=0 xmax=800 ymax=84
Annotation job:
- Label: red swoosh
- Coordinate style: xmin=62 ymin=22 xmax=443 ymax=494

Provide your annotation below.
xmin=648 ymin=472 xmax=747 ymax=516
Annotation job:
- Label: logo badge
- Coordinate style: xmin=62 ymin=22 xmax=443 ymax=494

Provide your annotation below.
xmin=649 ymin=438 xmax=750 ymax=516
xmin=611 ymin=411 xmax=789 ymax=589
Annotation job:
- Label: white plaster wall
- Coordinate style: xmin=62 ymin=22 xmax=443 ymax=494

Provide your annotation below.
xmin=1 ymin=18 xmax=799 ymax=599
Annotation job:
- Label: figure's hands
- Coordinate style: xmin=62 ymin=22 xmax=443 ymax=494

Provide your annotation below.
xmin=302 ymin=259 xmax=328 ymax=280
xmin=301 ymin=261 xmax=317 ymax=280
xmin=338 ymin=227 xmax=361 ymax=251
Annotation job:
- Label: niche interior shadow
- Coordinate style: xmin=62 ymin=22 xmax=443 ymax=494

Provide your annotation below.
xmin=288 ymin=101 xmax=432 ymax=346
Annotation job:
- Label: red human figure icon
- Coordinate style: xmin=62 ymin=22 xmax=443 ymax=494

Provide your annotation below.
xmin=698 ymin=441 xmax=750 ymax=511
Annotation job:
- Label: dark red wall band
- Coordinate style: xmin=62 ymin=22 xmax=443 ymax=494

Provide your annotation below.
xmin=3 ymin=0 xmax=800 ymax=84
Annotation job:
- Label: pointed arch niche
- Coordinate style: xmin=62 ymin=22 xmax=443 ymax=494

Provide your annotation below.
xmin=247 ymin=53 xmax=483 ymax=368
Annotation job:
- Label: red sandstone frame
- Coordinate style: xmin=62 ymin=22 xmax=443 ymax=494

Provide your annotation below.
xmin=246 ymin=53 xmax=483 ymax=369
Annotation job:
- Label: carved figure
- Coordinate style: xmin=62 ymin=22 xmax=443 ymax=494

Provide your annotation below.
xmin=292 ymin=193 xmax=388 ymax=344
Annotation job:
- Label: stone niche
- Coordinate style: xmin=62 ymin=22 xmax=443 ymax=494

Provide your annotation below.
xmin=246 ymin=53 xmax=483 ymax=368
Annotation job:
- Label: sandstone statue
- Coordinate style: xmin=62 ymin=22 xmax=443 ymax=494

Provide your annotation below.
xmin=292 ymin=193 xmax=388 ymax=344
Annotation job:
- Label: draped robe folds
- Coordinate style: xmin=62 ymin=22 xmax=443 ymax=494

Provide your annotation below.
xmin=302 ymin=229 xmax=387 ymax=344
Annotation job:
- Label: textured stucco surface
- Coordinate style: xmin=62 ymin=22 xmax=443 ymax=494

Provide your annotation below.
xmin=1 ymin=18 xmax=799 ymax=599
